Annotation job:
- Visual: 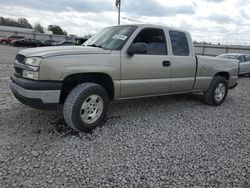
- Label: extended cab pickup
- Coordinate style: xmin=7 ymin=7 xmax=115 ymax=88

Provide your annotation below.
xmin=10 ymin=24 xmax=239 ymax=131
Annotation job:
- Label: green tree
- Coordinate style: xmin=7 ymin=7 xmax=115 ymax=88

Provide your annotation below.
xmin=0 ymin=17 xmax=33 ymax=29
xmin=47 ymin=25 xmax=67 ymax=35
xmin=17 ymin=18 xmax=33 ymax=28
xmin=0 ymin=17 xmax=6 ymax=25
xmin=34 ymin=23 xmax=44 ymax=33
xmin=0 ymin=17 xmax=18 ymax=27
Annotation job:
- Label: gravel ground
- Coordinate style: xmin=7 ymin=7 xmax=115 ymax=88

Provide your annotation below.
xmin=0 ymin=45 xmax=250 ymax=188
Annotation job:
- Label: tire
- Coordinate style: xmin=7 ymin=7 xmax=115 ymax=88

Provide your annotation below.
xmin=63 ymin=83 xmax=109 ymax=132
xmin=203 ymin=76 xmax=228 ymax=106
xmin=2 ymin=41 xmax=7 ymax=45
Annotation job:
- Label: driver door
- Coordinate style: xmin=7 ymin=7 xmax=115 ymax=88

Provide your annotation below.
xmin=120 ymin=28 xmax=172 ymax=98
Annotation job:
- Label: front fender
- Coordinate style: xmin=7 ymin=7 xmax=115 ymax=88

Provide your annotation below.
xmin=39 ymin=53 xmax=121 ymax=81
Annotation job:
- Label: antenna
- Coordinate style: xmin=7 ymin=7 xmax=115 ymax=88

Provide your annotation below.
xmin=115 ymin=0 xmax=121 ymax=25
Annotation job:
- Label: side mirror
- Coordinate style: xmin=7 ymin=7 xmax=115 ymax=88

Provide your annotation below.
xmin=127 ymin=42 xmax=148 ymax=56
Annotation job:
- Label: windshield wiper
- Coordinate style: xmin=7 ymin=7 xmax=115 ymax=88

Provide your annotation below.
xmin=86 ymin=44 xmax=104 ymax=49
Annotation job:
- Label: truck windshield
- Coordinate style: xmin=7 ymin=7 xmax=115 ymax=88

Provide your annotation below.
xmin=83 ymin=25 xmax=137 ymax=50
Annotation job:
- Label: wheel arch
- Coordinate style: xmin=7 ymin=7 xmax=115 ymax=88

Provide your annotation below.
xmin=214 ymin=72 xmax=230 ymax=81
xmin=60 ymin=72 xmax=115 ymax=104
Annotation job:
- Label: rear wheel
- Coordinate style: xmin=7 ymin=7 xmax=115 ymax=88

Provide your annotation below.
xmin=63 ymin=83 xmax=109 ymax=132
xmin=2 ymin=41 xmax=7 ymax=45
xmin=203 ymin=76 xmax=228 ymax=106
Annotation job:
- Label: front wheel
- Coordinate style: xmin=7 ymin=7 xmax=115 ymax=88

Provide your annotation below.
xmin=63 ymin=83 xmax=109 ymax=132
xmin=203 ymin=76 xmax=228 ymax=106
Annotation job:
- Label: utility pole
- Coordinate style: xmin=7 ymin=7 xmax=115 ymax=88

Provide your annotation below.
xmin=115 ymin=0 xmax=121 ymax=25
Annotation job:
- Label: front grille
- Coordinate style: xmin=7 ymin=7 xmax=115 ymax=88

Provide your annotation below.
xmin=14 ymin=54 xmax=25 ymax=77
xmin=15 ymin=54 xmax=25 ymax=64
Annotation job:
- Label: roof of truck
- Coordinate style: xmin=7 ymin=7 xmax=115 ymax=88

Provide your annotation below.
xmin=116 ymin=24 xmax=189 ymax=33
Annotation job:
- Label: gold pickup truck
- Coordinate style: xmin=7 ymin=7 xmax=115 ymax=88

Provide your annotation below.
xmin=10 ymin=24 xmax=239 ymax=131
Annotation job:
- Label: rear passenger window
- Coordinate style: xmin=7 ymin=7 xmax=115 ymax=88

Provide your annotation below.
xmin=169 ymin=30 xmax=189 ymax=56
xmin=133 ymin=28 xmax=167 ymax=55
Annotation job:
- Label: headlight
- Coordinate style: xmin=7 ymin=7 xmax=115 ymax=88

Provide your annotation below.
xmin=25 ymin=57 xmax=42 ymax=66
xmin=23 ymin=70 xmax=39 ymax=80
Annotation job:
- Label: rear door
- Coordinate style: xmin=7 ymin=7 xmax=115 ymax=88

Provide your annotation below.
xmin=120 ymin=27 xmax=172 ymax=98
xmin=168 ymin=30 xmax=196 ymax=92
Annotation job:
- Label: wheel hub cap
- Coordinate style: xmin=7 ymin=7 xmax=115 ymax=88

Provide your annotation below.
xmin=80 ymin=95 xmax=103 ymax=124
xmin=214 ymin=83 xmax=226 ymax=102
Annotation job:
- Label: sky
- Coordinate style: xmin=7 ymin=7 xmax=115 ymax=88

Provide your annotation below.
xmin=1 ymin=0 xmax=250 ymax=45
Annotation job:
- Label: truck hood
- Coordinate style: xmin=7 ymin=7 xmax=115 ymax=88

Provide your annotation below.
xmin=19 ymin=46 xmax=112 ymax=58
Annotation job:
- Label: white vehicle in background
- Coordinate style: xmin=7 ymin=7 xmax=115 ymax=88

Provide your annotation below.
xmin=217 ymin=53 xmax=250 ymax=76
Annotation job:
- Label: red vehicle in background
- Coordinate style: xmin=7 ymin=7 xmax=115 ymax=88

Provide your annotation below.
xmin=0 ymin=35 xmax=25 ymax=45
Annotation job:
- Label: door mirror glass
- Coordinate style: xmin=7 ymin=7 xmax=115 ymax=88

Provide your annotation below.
xmin=127 ymin=42 xmax=148 ymax=55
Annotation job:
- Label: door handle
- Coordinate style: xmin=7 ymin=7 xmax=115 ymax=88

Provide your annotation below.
xmin=162 ymin=61 xmax=171 ymax=67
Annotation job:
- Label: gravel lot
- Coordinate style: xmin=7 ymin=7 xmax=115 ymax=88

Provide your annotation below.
xmin=0 ymin=45 xmax=250 ymax=188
